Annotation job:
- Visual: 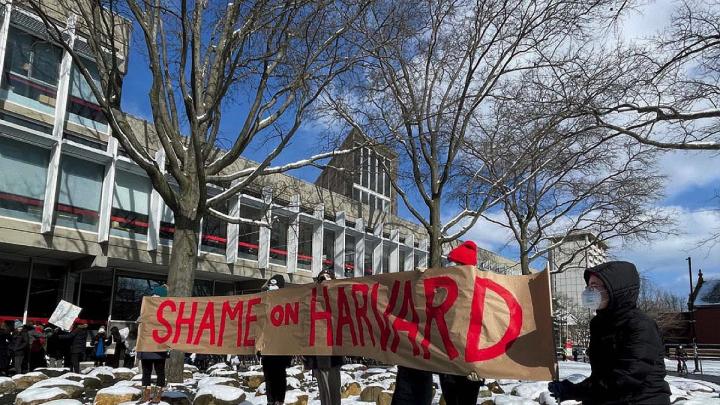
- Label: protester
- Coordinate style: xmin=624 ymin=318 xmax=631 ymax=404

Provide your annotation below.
xmin=92 ymin=327 xmax=113 ymax=366
xmin=0 ymin=323 xmax=12 ymax=376
xmin=303 ymin=270 xmax=343 ymax=405
xmin=392 ymin=241 xmax=484 ymax=405
xmin=58 ymin=323 xmax=89 ymax=373
xmin=45 ymin=327 xmax=64 ymax=368
xmin=28 ymin=323 xmax=47 ymax=370
xmin=10 ymin=321 xmax=29 ymax=374
xmin=260 ymin=274 xmax=292 ymax=405
xmin=548 ymin=261 xmax=671 ymax=404
xmin=438 ymin=241 xmax=485 ymax=405
xmin=138 ymin=350 xmax=167 ymax=403
xmin=109 ymin=326 xmax=127 ymax=368
xmin=676 ymin=345 xmax=688 ymax=375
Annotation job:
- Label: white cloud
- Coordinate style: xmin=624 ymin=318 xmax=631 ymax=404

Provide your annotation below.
xmin=659 ymin=151 xmax=720 ymax=197
xmin=445 ymin=210 xmax=516 ymax=252
xmin=615 ymin=206 xmax=720 ymax=296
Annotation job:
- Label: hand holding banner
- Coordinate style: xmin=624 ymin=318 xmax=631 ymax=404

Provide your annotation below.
xmin=137 ymin=267 xmax=556 ymax=380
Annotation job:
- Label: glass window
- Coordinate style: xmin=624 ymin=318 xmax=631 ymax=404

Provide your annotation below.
xmin=400 ymin=250 xmax=407 ymax=272
xmin=238 ymin=203 xmax=262 ymax=261
xmin=66 ymin=59 xmax=108 ymax=133
xmin=360 ymin=148 xmax=368 ymax=188
xmin=0 ymin=136 xmax=49 ymax=221
xmin=55 ymin=155 xmax=104 ymax=232
xmin=369 ymin=152 xmax=376 ymax=192
xmin=1 ymin=26 xmax=62 ymax=115
xmin=323 ymin=228 xmax=335 ymax=273
xmin=270 ymin=216 xmax=289 ymax=266
xmin=364 ymin=240 xmax=375 ymax=276
xmin=77 ymin=269 xmax=113 ymax=322
xmin=193 ymin=279 xmax=214 ymax=297
xmin=111 ymin=170 xmax=151 ymax=240
xmin=214 ymin=282 xmax=235 ymax=296
xmin=384 ymin=171 xmax=391 ymax=196
xmin=201 ymin=202 xmax=227 ymax=255
xmin=344 ymin=234 xmax=355 ymax=277
xmin=159 ymin=202 xmax=175 ymax=244
xmin=0 ymin=259 xmax=31 ymax=321
xmin=297 ymin=222 xmax=314 ymax=270
xmin=27 ymin=264 xmax=64 ymax=319
xmin=382 ymin=244 xmax=391 ymax=274
xmin=112 ymin=275 xmax=165 ymax=321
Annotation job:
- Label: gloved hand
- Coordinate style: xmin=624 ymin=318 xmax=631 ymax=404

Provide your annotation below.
xmin=466 ymin=371 xmax=482 ymax=382
xmin=415 ymin=267 xmax=427 ymax=273
xmin=547 ymin=380 xmax=574 ymax=402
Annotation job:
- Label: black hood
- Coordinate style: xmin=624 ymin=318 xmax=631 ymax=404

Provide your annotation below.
xmin=584 ymin=261 xmax=640 ymax=313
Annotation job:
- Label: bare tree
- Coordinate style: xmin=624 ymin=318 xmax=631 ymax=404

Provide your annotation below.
xmin=583 ymin=0 xmax=720 ymax=150
xmin=20 ymin=0 xmax=370 ymax=380
xmin=461 ymin=67 xmax=673 ymax=275
xmin=323 ymin=0 xmax=625 ymax=267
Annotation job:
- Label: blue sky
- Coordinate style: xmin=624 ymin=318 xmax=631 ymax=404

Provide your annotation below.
xmin=119 ymin=0 xmax=719 ymax=300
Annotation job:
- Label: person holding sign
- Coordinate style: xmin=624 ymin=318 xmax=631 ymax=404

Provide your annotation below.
xmin=57 ymin=323 xmax=88 ymax=373
xmin=303 ymin=270 xmax=344 ymax=405
xmin=260 ymin=275 xmax=293 ymax=405
xmin=548 ymin=261 xmax=671 ymax=404
xmin=392 ymin=241 xmax=484 ymax=405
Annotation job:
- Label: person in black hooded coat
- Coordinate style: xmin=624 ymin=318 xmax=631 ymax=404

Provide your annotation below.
xmin=260 ymin=274 xmax=293 ymax=405
xmin=548 ymin=261 xmax=671 ymax=404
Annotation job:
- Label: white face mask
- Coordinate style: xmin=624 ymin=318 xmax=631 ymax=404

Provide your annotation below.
xmin=268 ymin=285 xmax=279 ymax=291
xmin=581 ymin=288 xmax=603 ymax=310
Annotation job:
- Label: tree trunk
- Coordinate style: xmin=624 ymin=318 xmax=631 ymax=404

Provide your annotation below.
xmin=428 ymin=201 xmax=443 ymax=268
xmin=164 ymin=214 xmax=201 ymax=383
xmin=519 ymin=229 xmax=530 ymax=275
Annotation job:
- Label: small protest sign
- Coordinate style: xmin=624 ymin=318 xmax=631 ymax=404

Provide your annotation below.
xmin=48 ymin=300 xmax=82 ymax=331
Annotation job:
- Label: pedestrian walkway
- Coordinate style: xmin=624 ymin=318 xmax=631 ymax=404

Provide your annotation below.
xmin=667 ymin=371 xmax=720 ymax=385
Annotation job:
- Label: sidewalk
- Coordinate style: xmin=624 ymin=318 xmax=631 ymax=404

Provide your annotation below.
xmin=667 ymin=371 xmax=720 ymax=385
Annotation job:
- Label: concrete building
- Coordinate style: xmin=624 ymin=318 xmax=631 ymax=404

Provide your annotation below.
xmin=0 ymin=2 xmax=519 ymax=331
xmin=549 ymin=232 xmax=608 ymax=310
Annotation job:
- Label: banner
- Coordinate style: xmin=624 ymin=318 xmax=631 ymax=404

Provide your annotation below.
xmin=137 ymin=267 xmax=556 ymax=380
xmin=49 ymin=300 xmax=83 ymax=331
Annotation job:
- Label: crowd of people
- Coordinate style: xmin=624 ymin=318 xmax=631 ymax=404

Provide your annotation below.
xmin=0 ymin=244 xmax=676 ymax=405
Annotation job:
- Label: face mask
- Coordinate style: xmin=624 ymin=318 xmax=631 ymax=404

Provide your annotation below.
xmin=581 ymin=288 xmax=603 ymax=310
xmin=268 ymin=285 xmax=279 ymax=291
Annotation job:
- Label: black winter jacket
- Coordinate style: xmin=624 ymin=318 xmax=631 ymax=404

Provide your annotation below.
xmin=10 ymin=330 xmax=29 ymax=353
xmin=59 ymin=327 xmax=89 ymax=354
xmin=566 ymin=261 xmax=671 ymax=405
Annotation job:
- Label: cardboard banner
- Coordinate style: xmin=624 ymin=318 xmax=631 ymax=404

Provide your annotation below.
xmin=49 ymin=300 xmax=83 ymax=331
xmin=137 ymin=267 xmax=556 ymax=380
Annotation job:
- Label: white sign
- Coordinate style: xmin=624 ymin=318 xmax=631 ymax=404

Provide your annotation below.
xmin=48 ymin=300 xmax=82 ymax=331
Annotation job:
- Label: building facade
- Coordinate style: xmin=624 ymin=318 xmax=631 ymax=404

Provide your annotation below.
xmin=0 ymin=2 xmax=519 ymax=332
xmin=549 ymin=232 xmax=608 ymax=310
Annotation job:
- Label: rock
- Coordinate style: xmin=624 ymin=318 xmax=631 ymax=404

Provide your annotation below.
xmin=388 ymin=382 xmax=395 ymax=392
xmin=28 ymin=378 xmax=85 ymax=398
xmin=342 ymin=381 xmax=362 ymax=398
xmin=206 ymin=363 xmax=229 ymax=373
xmin=183 ymin=370 xmax=193 ymax=380
xmin=209 ymin=370 xmax=237 ymax=379
xmin=60 ymin=373 xmax=103 ymax=390
xmin=240 ymin=372 xmax=264 ymax=390
xmin=33 ymin=368 xmax=70 ymax=378
xmin=111 ymin=368 xmax=136 ymax=381
xmin=376 ymin=390 xmax=393 ymax=405
xmin=196 ymin=377 xmax=240 ymax=389
xmin=88 ymin=369 xmax=116 ymax=386
xmin=284 ymin=391 xmax=308 ymax=405
xmin=478 ymin=387 xmax=492 ymax=398
xmin=341 ymin=364 xmax=367 ymax=372
xmin=161 ymin=390 xmax=192 ymax=405
xmin=93 ymin=385 xmax=142 ymax=405
xmin=184 ymin=365 xmax=198 ymax=374
xmin=12 ymin=372 xmax=49 ymax=390
xmin=286 ymin=366 xmax=304 ymax=382
xmin=14 ymin=387 xmax=69 ymax=405
xmin=44 ymin=400 xmax=83 ymax=405
xmin=0 ymin=377 xmax=17 ymax=394
xmin=360 ymin=385 xmax=385 ymax=402
xmin=479 ymin=401 xmax=494 ymax=405
xmin=487 ymin=381 xmax=504 ymax=394
xmin=193 ymin=385 xmax=246 ymax=405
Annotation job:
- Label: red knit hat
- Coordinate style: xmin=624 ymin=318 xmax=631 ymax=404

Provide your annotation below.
xmin=447 ymin=241 xmax=478 ymax=266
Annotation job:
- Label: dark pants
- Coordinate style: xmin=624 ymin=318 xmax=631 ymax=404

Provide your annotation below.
xmin=391 ymin=366 xmax=433 ymax=405
xmin=439 ymin=373 xmax=483 ymax=405
xmin=29 ymin=349 xmax=46 ymax=370
xmin=13 ymin=353 xmax=26 ymax=374
xmin=263 ymin=359 xmax=288 ymax=404
xmin=141 ymin=358 xmax=166 ymax=387
xmin=70 ymin=353 xmax=83 ymax=373
xmin=0 ymin=352 xmax=10 ymax=375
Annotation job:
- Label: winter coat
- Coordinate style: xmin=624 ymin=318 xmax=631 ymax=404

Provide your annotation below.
xmin=9 ymin=330 xmax=29 ymax=353
xmin=92 ymin=334 xmax=112 ymax=358
xmin=260 ymin=353 xmax=292 ymax=370
xmin=137 ymin=351 xmax=168 ymax=361
xmin=59 ymin=327 xmax=89 ymax=354
xmin=565 ymin=261 xmax=671 ymax=405
xmin=303 ymin=355 xmax=343 ymax=370
xmin=0 ymin=330 xmax=10 ymax=352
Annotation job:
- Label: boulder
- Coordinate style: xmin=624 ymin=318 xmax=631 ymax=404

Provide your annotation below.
xmin=32 ymin=368 xmax=70 ymax=378
xmin=12 ymin=372 xmax=49 ymax=390
xmin=44 ymin=400 xmax=83 ymax=405
xmin=111 ymin=368 xmax=136 ymax=382
xmin=0 ymin=377 xmax=17 ymax=394
xmin=193 ymin=385 xmax=246 ymax=405
xmin=360 ymin=385 xmax=385 ymax=402
xmin=487 ymin=381 xmax=504 ymax=394
xmin=342 ymin=381 xmax=362 ymax=398
xmin=93 ymin=385 xmax=142 ymax=405
xmin=88 ymin=369 xmax=116 ymax=386
xmin=196 ymin=377 xmax=241 ymax=389
xmin=60 ymin=373 xmax=103 ymax=390
xmin=284 ymin=391 xmax=308 ymax=405
xmin=14 ymin=387 xmax=69 ymax=405
xmin=240 ymin=372 xmax=264 ymax=390
xmin=286 ymin=366 xmax=304 ymax=382
xmin=28 ymin=378 xmax=85 ymax=398
xmin=209 ymin=370 xmax=237 ymax=379
xmin=161 ymin=390 xmax=192 ymax=405
xmin=341 ymin=364 xmax=367 ymax=372
xmin=376 ymin=390 xmax=393 ymax=405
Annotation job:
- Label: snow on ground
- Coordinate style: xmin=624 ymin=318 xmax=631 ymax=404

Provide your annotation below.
xmin=0 ymin=360 xmax=718 ymax=404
